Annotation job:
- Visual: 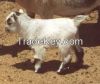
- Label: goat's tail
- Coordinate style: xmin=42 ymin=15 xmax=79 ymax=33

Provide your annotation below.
xmin=73 ymin=15 xmax=89 ymax=26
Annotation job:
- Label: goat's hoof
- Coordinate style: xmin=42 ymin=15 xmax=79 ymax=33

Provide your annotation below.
xmin=57 ymin=69 xmax=61 ymax=73
xmin=57 ymin=71 xmax=60 ymax=73
xmin=34 ymin=67 xmax=41 ymax=73
xmin=57 ymin=68 xmax=64 ymax=74
xmin=34 ymin=66 xmax=41 ymax=73
xmin=35 ymin=70 xmax=38 ymax=73
xmin=57 ymin=69 xmax=64 ymax=74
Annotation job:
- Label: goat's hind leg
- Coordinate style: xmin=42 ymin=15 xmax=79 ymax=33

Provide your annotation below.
xmin=57 ymin=45 xmax=72 ymax=73
xmin=74 ymin=31 xmax=84 ymax=66
xmin=74 ymin=31 xmax=83 ymax=53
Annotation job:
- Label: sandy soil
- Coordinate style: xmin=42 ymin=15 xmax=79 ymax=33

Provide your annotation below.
xmin=0 ymin=1 xmax=100 ymax=84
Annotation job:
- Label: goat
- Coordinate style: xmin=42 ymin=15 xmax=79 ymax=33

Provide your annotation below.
xmin=5 ymin=9 xmax=88 ymax=73
xmin=3 ymin=0 xmax=100 ymax=65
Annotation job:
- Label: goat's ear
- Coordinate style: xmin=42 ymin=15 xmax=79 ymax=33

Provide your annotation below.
xmin=15 ymin=11 xmax=21 ymax=16
xmin=19 ymin=9 xmax=24 ymax=14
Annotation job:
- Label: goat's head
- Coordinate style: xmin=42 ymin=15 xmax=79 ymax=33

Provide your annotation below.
xmin=5 ymin=9 xmax=24 ymax=33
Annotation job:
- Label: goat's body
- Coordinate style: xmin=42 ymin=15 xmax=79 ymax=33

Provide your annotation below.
xmin=17 ymin=14 xmax=78 ymax=72
xmin=19 ymin=18 xmax=76 ymax=41
xmin=5 ymin=11 xmax=88 ymax=73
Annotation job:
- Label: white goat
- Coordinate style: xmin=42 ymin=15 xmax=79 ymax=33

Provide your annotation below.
xmin=5 ymin=9 xmax=88 ymax=73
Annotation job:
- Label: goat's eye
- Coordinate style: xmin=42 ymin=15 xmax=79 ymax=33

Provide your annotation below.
xmin=7 ymin=18 xmax=12 ymax=25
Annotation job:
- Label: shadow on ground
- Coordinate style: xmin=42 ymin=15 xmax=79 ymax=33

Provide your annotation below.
xmin=12 ymin=59 xmax=89 ymax=75
xmin=0 ymin=40 xmax=31 ymax=57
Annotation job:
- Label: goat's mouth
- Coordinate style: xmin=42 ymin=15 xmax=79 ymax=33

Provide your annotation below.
xmin=5 ymin=28 xmax=17 ymax=34
xmin=5 ymin=27 xmax=10 ymax=32
xmin=5 ymin=28 xmax=10 ymax=33
xmin=5 ymin=26 xmax=13 ymax=33
xmin=5 ymin=28 xmax=13 ymax=34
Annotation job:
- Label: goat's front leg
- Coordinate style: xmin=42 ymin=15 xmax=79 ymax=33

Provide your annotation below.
xmin=57 ymin=45 xmax=72 ymax=73
xmin=33 ymin=46 xmax=46 ymax=72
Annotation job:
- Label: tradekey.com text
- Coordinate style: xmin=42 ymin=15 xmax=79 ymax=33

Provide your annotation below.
xmin=18 ymin=38 xmax=83 ymax=46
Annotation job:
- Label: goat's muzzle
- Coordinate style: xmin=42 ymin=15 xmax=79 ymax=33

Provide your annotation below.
xmin=5 ymin=27 xmax=10 ymax=32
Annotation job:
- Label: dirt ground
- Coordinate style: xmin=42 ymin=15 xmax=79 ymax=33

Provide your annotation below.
xmin=0 ymin=1 xmax=100 ymax=84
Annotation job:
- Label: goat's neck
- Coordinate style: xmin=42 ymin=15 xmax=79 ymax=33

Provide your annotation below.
xmin=17 ymin=15 xmax=32 ymax=39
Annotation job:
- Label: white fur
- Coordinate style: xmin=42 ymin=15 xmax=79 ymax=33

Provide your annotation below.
xmin=5 ymin=11 xmax=88 ymax=73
